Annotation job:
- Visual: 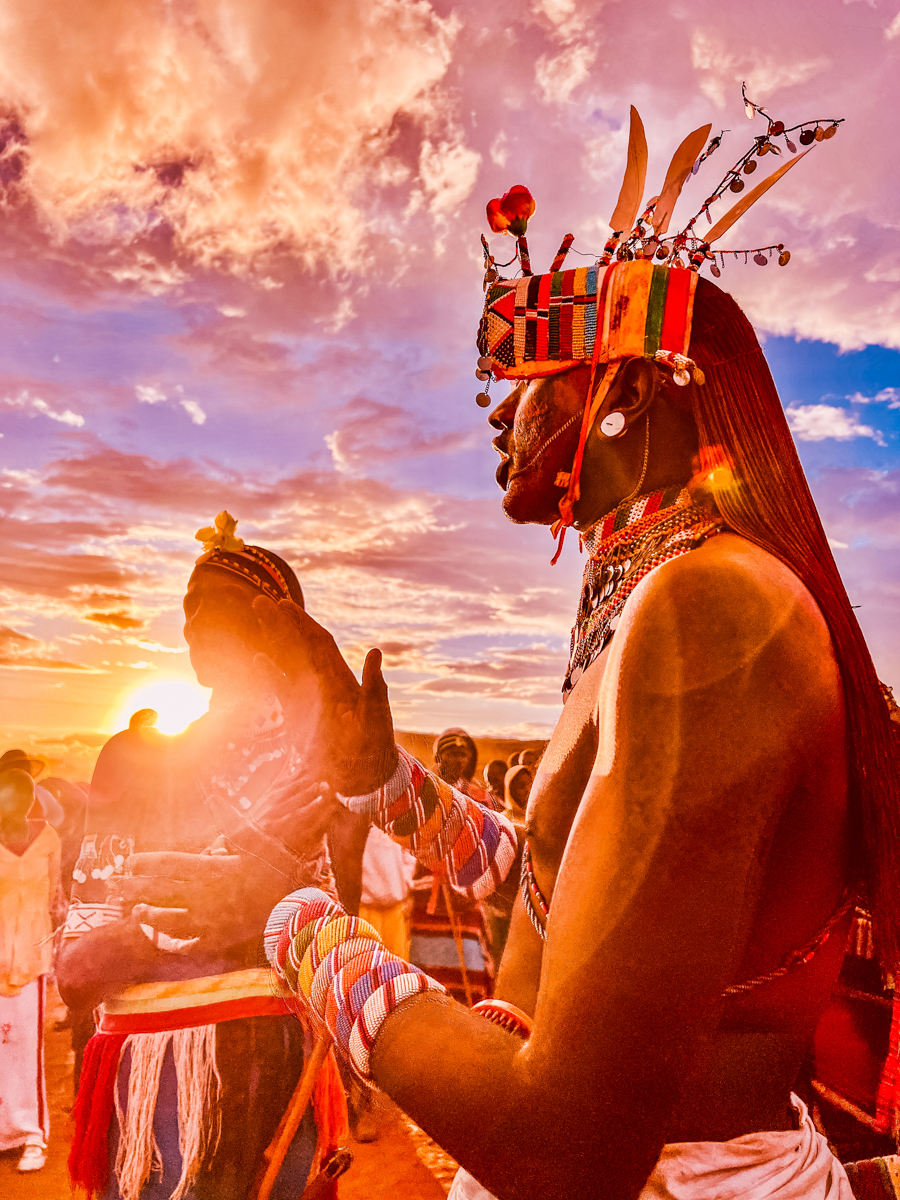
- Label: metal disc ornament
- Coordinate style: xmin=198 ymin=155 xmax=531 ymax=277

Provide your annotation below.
xmin=754 ymin=253 xmax=768 ymax=266
xmin=814 ymin=126 xmax=825 ymax=141
xmin=799 ymin=129 xmax=815 ymax=145
xmin=656 ymin=246 xmax=668 ymax=260
xmin=730 ymin=178 xmax=745 ymax=193
xmin=477 ymin=356 xmax=493 ymax=371
xmin=824 ymin=124 xmax=837 ymax=139
xmin=744 ymin=160 xmax=757 ymax=174
xmin=475 ymin=392 xmax=492 ymax=408
xmin=778 ymin=250 xmax=791 ymax=266
xmin=770 ymin=121 xmax=785 ymax=136
xmin=785 ymin=138 xmax=797 ymax=154
xmin=475 ymin=368 xmax=490 ymax=381
xmin=600 ymin=411 xmax=626 ymax=437
xmin=673 ymin=370 xmax=691 ymax=387
xmin=710 ymin=263 xmax=721 ymax=278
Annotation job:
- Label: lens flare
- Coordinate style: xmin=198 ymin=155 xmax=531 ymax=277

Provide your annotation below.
xmin=110 ymin=677 xmax=211 ymax=736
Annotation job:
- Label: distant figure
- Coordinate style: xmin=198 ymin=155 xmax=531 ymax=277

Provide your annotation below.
xmin=128 ymin=708 xmax=159 ymax=730
xmin=0 ymin=749 xmax=64 ymax=828
xmin=40 ymin=777 xmax=89 ymax=889
xmin=434 ymin=728 xmax=493 ymax=806
xmin=0 ymin=767 xmax=61 ymax=1173
xmin=483 ymin=759 xmax=508 ymax=808
xmin=504 ymin=764 xmax=533 ymax=822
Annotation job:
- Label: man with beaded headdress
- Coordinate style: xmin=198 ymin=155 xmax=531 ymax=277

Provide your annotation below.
xmin=253 ymin=94 xmax=900 ymax=1200
xmin=57 ymin=515 xmax=368 ymax=1200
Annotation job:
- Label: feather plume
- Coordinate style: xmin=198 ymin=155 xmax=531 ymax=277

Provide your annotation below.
xmin=706 ymin=150 xmax=810 ymax=243
xmin=651 ymin=124 xmax=712 ymax=237
xmin=609 ymin=107 xmax=648 ymax=235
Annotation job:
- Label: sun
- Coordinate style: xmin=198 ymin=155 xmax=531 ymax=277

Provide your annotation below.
xmin=110 ymin=677 xmax=212 ymax=736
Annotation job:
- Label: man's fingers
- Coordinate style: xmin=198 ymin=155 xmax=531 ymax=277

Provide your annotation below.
xmin=126 ymin=851 xmax=224 ymax=879
xmin=361 ymin=647 xmax=386 ymax=692
xmin=267 ymin=791 xmax=340 ymax=837
xmin=115 ymin=877 xmax=189 ymax=907
xmin=131 ymin=905 xmax=194 ymax=938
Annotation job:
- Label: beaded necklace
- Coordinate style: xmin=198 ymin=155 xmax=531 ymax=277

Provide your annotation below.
xmin=561 ymin=484 xmax=724 ymax=700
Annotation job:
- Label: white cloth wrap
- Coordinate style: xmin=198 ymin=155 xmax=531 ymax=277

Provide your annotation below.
xmin=447 ymin=1095 xmax=852 ymax=1200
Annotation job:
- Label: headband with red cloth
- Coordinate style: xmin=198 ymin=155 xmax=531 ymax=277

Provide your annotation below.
xmin=477 ymin=258 xmax=698 ymax=380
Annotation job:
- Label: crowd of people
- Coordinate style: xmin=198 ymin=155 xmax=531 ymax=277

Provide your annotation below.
xmin=0 ymin=633 xmax=546 ymax=1194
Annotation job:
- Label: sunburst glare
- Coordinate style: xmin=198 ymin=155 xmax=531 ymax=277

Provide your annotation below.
xmin=110 ymin=677 xmax=211 ymax=736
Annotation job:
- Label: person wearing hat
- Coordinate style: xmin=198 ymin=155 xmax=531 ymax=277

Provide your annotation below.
xmin=0 ymin=749 xmax=65 ymax=829
xmin=0 ymin=766 xmax=61 ymax=1173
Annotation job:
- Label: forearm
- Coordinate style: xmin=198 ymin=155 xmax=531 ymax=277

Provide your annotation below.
xmin=266 ymin=888 xmax=687 ymax=1200
xmin=56 ymin=920 xmax=163 ymax=1011
xmin=339 ymin=746 xmax=516 ymax=899
xmin=371 ymin=987 xmax=684 ymax=1200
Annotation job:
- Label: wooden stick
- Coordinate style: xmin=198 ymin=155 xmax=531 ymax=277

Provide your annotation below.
xmin=253 ymin=1035 xmax=332 ymax=1200
xmin=441 ymin=878 xmax=473 ymax=1006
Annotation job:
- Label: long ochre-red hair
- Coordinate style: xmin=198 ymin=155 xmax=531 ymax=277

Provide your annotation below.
xmin=682 ymin=277 xmax=900 ymax=968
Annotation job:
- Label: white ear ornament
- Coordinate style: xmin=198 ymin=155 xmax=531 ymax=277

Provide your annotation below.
xmin=600 ymin=411 xmax=626 ymax=438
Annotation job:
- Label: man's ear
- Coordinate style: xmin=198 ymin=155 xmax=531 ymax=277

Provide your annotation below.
xmin=593 ymin=358 xmax=660 ymax=437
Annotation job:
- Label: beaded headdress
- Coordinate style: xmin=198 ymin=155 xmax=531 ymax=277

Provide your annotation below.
xmin=193 ymin=510 xmax=305 ymax=607
xmin=475 ymin=91 xmax=841 ymax=538
xmin=477 ymin=91 xmax=840 ymax=392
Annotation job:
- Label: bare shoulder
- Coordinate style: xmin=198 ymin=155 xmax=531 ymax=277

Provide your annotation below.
xmin=613 ymin=531 xmax=841 ymax=717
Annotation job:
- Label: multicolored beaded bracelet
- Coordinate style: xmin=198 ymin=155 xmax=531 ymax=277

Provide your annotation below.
xmin=339 ymin=746 xmax=517 ymax=901
xmin=266 ymin=888 xmax=446 ymax=1086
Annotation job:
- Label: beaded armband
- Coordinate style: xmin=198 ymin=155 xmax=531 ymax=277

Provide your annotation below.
xmin=338 ymin=746 xmax=516 ymax=900
xmin=265 ymin=888 xmax=446 ymax=1086
xmin=472 ymin=998 xmax=533 ymax=1040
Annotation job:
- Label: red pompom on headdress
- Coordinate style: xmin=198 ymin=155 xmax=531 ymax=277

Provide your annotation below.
xmin=486 ymin=185 xmax=535 ymax=236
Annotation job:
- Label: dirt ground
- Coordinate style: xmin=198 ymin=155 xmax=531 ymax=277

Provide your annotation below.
xmin=0 ymin=985 xmax=452 ymax=1199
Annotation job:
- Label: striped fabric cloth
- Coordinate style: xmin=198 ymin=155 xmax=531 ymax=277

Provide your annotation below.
xmin=479 ymin=259 xmax=697 ymax=379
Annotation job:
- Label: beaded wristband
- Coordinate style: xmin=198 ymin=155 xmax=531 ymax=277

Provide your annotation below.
xmin=267 ymin=888 xmax=446 ymax=1085
xmin=339 ymin=746 xmax=517 ymax=900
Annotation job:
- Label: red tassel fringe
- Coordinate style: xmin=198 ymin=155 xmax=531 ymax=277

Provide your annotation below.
xmin=69 ymin=1031 xmax=128 ymax=1197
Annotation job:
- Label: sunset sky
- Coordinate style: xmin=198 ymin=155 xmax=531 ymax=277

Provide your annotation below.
xmin=1 ymin=0 xmax=899 ymax=776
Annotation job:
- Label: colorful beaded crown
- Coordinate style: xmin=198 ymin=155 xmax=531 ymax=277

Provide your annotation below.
xmin=475 ymin=90 xmax=841 ymax=394
xmin=477 ymin=258 xmax=698 ymax=382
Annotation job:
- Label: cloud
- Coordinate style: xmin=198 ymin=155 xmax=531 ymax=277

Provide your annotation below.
xmin=2 ymin=389 xmax=84 ymax=427
xmin=847 ymin=388 xmax=900 ymax=409
xmin=180 ymin=399 xmax=206 ymax=426
xmin=85 ymin=611 xmax=145 ymax=630
xmin=785 ymin=403 xmax=885 ymax=445
xmin=136 ymin=385 xmax=167 ymax=405
xmin=325 ymin=397 xmax=477 ymax=474
xmin=535 ymin=44 xmax=597 ymax=105
xmin=0 ymin=625 xmax=92 ymax=670
xmin=0 ymin=0 xmax=465 ymax=276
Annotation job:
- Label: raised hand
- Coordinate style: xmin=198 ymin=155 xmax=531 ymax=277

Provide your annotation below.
xmin=252 ymin=596 xmax=398 ymax=794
